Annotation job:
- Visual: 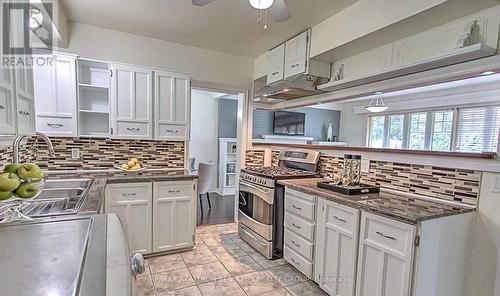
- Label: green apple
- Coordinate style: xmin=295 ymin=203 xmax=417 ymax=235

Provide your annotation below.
xmin=15 ymin=182 xmax=39 ymax=199
xmin=0 ymin=191 xmax=13 ymax=200
xmin=3 ymin=163 xmax=21 ymax=174
xmin=0 ymin=173 xmax=21 ymax=192
xmin=17 ymin=163 xmax=44 ymax=181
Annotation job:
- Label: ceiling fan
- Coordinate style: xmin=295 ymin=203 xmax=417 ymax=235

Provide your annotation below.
xmin=192 ymin=0 xmax=291 ymax=23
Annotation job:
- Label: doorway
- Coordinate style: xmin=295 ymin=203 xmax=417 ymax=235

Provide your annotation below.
xmin=189 ymin=88 xmax=245 ymax=226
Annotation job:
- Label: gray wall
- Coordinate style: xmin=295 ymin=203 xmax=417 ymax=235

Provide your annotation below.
xmin=252 ymin=107 xmax=341 ymax=141
xmin=218 ymin=98 xmax=238 ymax=138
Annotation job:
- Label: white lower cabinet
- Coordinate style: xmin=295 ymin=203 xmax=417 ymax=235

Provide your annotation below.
xmin=315 ymin=198 xmax=360 ymax=296
xmin=153 ymin=181 xmax=196 ymax=252
xmin=355 ymin=212 xmax=416 ymax=296
xmin=105 ymin=182 xmax=153 ymax=255
xmin=105 ymin=179 xmax=197 ymax=255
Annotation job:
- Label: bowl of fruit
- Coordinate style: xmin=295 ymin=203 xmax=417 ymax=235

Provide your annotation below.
xmin=114 ymin=158 xmax=145 ymax=173
xmin=0 ymin=163 xmax=45 ymax=201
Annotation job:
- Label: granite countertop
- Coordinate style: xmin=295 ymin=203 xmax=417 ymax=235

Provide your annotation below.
xmin=278 ymin=178 xmax=475 ymax=225
xmin=46 ymin=169 xmax=198 ymax=215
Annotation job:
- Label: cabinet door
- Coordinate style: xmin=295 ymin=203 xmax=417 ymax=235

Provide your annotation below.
xmin=154 ymin=71 xmax=191 ymax=140
xmin=15 ymin=67 xmax=35 ymax=135
xmin=105 ymin=183 xmax=153 ymax=254
xmin=284 ymin=31 xmax=309 ymax=79
xmin=315 ymin=199 xmax=360 ymax=296
xmin=267 ymin=44 xmax=285 ymax=84
xmin=110 ymin=63 xmax=153 ymax=139
xmin=152 ymin=180 xmax=196 ymax=252
xmin=334 ymin=43 xmax=393 ymax=81
xmin=34 ymin=53 xmax=77 ymax=136
xmin=0 ymin=67 xmax=16 ymax=135
xmin=355 ymin=212 xmax=416 ymax=296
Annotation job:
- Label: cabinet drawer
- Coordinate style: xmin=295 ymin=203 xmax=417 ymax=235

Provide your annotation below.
xmin=36 ymin=116 xmax=75 ymax=136
xmin=116 ymin=121 xmax=150 ymax=138
xmin=154 ymin=180 xmax=193 ymax=199
xmin=284 ymin=229 xmax=314 ymax=261
xmin=284 ymin=212 xmax=315 ymax=241
xmin=106 ymin=183 xmax=152 ymax=206
xmin=324 ymin=201 xmax=358 ymax=235
xmin=157 ymin=123 xmax=187 ymax=140
xmin=285 ymin=195 xmax=315 ymax=221
xmin=284 ymin=245 xmax=313 ymax=279
xmin=363 ymin=212 xmax=415 ymax=257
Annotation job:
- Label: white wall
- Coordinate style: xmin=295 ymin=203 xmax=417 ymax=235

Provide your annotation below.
xmin=469 ymin=172 xmax=500 ymax=296
xmin=189 ymin=89 xmax=222 ymax=192
xmin=66 ymin=22 xmax=253 ymax=90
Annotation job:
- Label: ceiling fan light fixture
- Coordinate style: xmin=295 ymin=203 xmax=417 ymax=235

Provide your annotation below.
xmin=365 ymin=92 xmax=388 ymax=113
xmin=249 ymin=0 xmax=274 ymax=10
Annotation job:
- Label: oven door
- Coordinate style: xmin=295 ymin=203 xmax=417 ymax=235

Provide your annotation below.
xmin=238 ymin=180 xmax=274 ymax=241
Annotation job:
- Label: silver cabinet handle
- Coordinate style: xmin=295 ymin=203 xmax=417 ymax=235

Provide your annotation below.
xmin=292 ymin=205 xmax=302 ymax=210
xmin=333 ymin=215 xmax=346 ymax=223
xmin=19 ymin=110 xmax=30 ymax=115
xmin=290 ymin=63 xmax=300 ymax=68
xmin=271 ymin=71 xmax=279 ymax=75
xmin=291 ymin=223 xmax=302 ymax=229
xmin=290 ymin=258 xmax=300 ymax=266
xmin=168 ymin=190 xmax=181 ymax=193
xmin=126 ymin=127 xmax=140 ymax=132
xmin=0 ymin=105 xmax=5 ymax=109
xmin=290 ymin=240 xmax=300 ymax=248
xmin=165 ymin=129 xmax=179 ymax=133
xmin=376 ymin=231 xmax=396 ymax=241
xmin=122 ymin=192 xmax=137 ymax=196
xmin=47 ymin=123 xmax=63 ymax=128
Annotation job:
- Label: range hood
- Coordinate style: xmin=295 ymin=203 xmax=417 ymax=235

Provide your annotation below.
xmin=254 ymin=74 xmax=329 ymax=103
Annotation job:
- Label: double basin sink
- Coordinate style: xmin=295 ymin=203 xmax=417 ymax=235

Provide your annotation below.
xmin=2 ymin=178 xmax=94 ymax=219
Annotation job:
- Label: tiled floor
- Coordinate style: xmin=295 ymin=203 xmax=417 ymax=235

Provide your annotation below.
xmin=138 ymin=223 xmax=328 ymax=296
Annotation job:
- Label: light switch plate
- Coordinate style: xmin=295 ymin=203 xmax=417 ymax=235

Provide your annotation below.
xmin=71 ymin=148 xmax=80 ymax=159
xmin=361 ymin=159 xmax=370 ymax=173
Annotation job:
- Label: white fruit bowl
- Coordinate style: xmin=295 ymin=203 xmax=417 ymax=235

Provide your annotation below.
xmin=114 ymin=165 xmax=146 ymax=173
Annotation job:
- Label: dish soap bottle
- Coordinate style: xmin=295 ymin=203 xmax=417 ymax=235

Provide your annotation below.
xmin=327 ymin=123 xmax=333 ymax=142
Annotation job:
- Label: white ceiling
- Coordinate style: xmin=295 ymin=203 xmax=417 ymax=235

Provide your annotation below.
xmin=61 ymin=0 xmax=358 ymax=58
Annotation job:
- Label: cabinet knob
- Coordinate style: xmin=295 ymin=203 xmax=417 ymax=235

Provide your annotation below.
xmin=47 ymin=123 xmax=63 ymax=128
xmin=291 ymin=63 xmax=300 ymax=68
xmin=19 ymin=110 xmax=30 ymax=116
xmin=0 ymin=105 xmax=5 ymax=110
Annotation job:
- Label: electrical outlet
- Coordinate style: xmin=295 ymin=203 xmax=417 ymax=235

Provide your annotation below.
xmin=494 ymin=177 xmax=500 ymax=193
xmin=361 ymin=159 xmax=370 ymax=173
xmin=71 ymin=148 xmax=80 ymax=159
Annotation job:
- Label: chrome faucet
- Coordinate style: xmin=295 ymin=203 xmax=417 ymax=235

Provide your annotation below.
xmin=12 ymin=132 xmax=55 ymax=163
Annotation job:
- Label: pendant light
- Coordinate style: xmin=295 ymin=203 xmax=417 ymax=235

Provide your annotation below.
xmin=365 ymin=92 xmax=388 ymax=113
xmin=249 ymin=0 xmax=274 ymax=10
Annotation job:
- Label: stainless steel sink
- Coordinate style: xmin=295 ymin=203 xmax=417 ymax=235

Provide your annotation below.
xmin=44 ymin=179 xmax=92 ymax=190
xmin=36 ymin=188 xmax=85 ymax=200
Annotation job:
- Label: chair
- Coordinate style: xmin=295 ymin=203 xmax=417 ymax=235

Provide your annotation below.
xmin=197 ymin=162 xmax=215 ymax=214
xmin=189 ymin=158 xmax=196 ymax=172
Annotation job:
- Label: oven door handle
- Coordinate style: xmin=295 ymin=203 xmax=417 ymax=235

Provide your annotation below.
xmin=239 ymin=181 xmax=274 ymax=204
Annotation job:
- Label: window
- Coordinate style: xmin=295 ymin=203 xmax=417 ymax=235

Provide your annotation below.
xmin=388 ymin=115 xmax=404 ymax=149
xmin=431 ymin=110 xmax=453 ymax=151
xmin=456 ymin=106 xmax=500 ymax=152
xmin=408 ymin=113 xmax=427 ymax=150
xmin=369 ymin=116 xmax=385 ymax=148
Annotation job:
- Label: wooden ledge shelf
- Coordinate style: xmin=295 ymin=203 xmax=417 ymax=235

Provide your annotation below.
xmin=252 ymin=142 xmax=497 ymax=160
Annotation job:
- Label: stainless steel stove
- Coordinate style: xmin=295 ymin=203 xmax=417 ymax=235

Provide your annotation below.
xmin=238 ymin=149 xmax=320 ymax=259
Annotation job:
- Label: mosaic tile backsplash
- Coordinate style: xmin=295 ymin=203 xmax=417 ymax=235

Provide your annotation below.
xmin=245 ymin=150 xmax=266 ymax=168
xmin=246 ymin=149 xmax=481 ymax=206
xmin=0 ymin=137 xmax=185 ymax=171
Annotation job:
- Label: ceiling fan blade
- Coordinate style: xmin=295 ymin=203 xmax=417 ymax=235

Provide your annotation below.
xmin=270 ymin=0 xmax=291 ymax=22
xmin=192 ymin=0 xmax=215 ymax=6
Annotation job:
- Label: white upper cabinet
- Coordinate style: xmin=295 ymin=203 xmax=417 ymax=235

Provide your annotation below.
xmin=284 ymin=31 xmax=309 ymax=79
xmin=15 ymin=67 xmax=35 ymax=135
xmin=110 ymin=63 xmax=153 ymax=139
xmin=154 ymin=70 xmax=191 ymax=140
xmin=0 ymin=68 xmax=16 ymax=135
xmin=267 ymin=44 xmax=285 ymax=84
xmin=355 ymin=211 xmax=416 ymax=296
xmin=34 ymin=53 xmax=78 ymax=137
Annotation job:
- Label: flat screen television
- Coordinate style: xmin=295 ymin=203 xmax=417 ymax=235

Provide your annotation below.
xmin=273 ymin=111 xmax=305 ymax=136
